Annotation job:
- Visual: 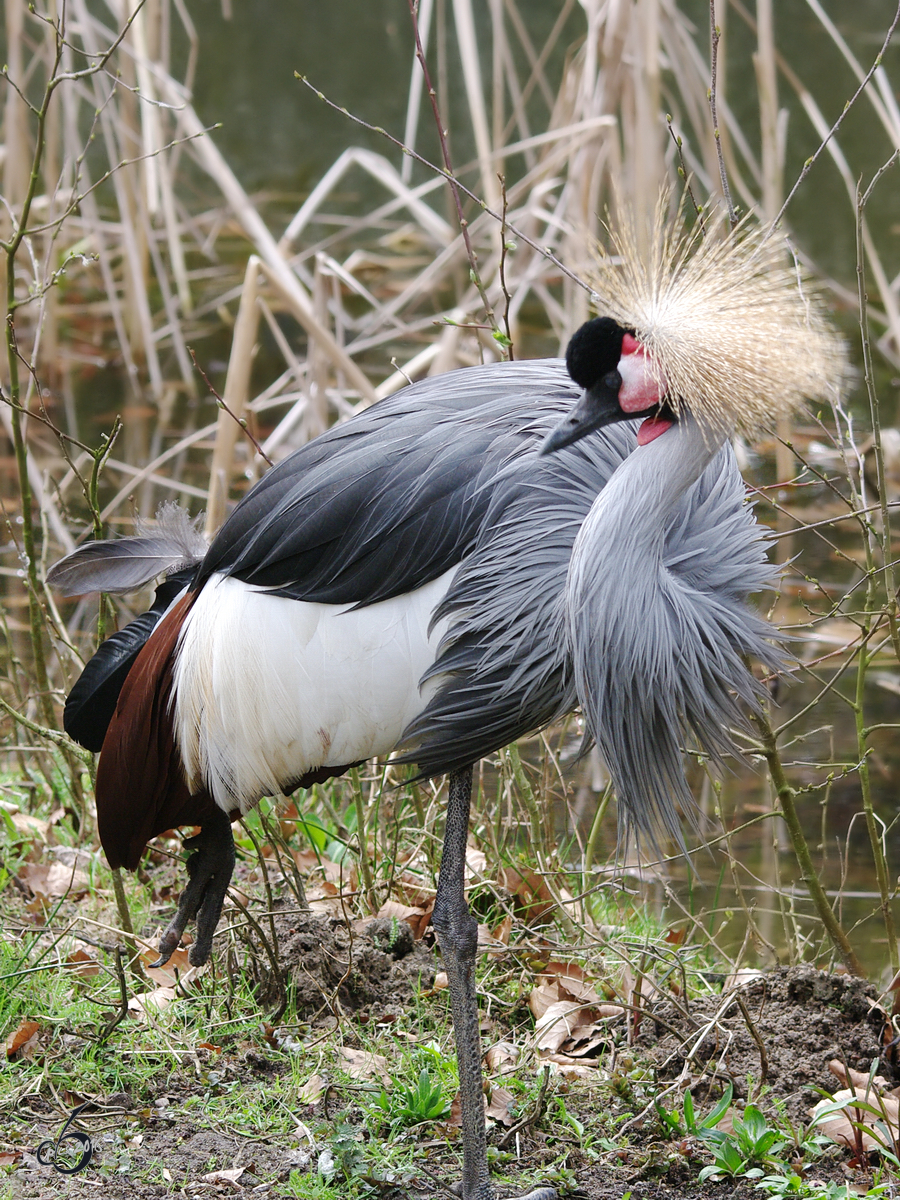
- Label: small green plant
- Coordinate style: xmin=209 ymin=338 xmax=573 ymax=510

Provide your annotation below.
xmin=655 ymin=1082 xmax=734 ymax=1140
xmin=750 ymin=1176 xmax=892 ymax=1200
xmin=371 ymin=1067 xmax=450 ymax=1133
xmin=699 ymin=1104 xmax=786 ymax=1182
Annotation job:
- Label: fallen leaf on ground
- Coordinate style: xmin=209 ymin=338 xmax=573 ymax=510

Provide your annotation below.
xmin=65 ymin=949 xmax=100 ymax=978
xmin=534 ymin=1000 xmax=598 ymax=1054
xmin=18 ymin=861 xmax=89 ymax=899
xmin=490 ymin=915 xmax=512 ymax=945
xmin=546 ymin=1058 xmax=599 ymax=1078
xmin=129 ymin=987 xmax=177 ymax=1015
xmin=338 ymin=1047 xmax=390 ymax=1083
xmin=375 ymin=898 xmax=432 ymax=940
xmin=201 ymin=1167 xmax=244 ymax=1186
xmin=828 ymin=1059 xmax=895 ymax=1094
xmin=465 ymin=846 xmax=487 ymax=879
xmin=485 ymin=1085 xmax=516 ymax=1125
xmin=6 ymin=1019 xmax=40 ymax=1059
xmin=136 ymin=939 xmax=204 ymax=987
xmin=531 ymin=972 xmax=622 ymax=1059
xmin=298 ymin=1073 xmax=325 ymax=1103
xmin=9 ymin=811 xmax=50 ymax=839
xmin=498 ymin=865 xmax=554 ymax=921
xmin=485 ymin=1041 xmax=519 ymax=1075
xmin=811 ymin=1088 xmax=900 ymax=1151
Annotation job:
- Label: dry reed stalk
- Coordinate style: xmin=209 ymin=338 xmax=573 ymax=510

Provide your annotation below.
xmin=401 ymin=0 xmax=435 ymax=186
xmin=2 ymin=0 xmax=31 ymax=216
xmin=204 ymin=256 xmax=261 ymax=537
xmin=753 ymin=0 xmax=794 ymax=487
xmin=279 ymin=148 xmax=452 ymax=255
xmin=452 ymin=0 xmax=501 ymax=212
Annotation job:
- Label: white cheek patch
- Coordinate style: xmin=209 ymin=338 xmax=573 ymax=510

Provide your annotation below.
xmin=618 ymin=348 xmax=665 ymax=413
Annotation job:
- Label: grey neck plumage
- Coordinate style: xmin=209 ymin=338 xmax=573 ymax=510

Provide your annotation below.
xmin=565 ymin=414 xmax=782 ymax=850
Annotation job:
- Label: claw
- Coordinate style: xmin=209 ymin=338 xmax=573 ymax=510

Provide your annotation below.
xmin=154 ymin=807 xmax=236 ymax=967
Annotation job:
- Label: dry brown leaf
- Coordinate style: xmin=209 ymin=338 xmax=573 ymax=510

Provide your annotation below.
xmin=828 ymin=1059 xmax=893 ymax=1093
xmin=529 ymin=981 xmax=564 ymax=1021
xmin=490 ymin=915 xmax=512 ymax=946
xmin=392 ymin=869 xmax=435 ymax=909
xmin=298 ymin=1073 xmax=326 ymax=1104
xmin=129 ymin=987 xmax=177 ymax=1015
xmin=465 ymin=846 xmax=487 ymax=878
xmin=722 ymin=967 xmax=765 ymax=990
xmin=5 ymin=1019 xmax=40 ymax=1059
xmin=9 ymin=810 xmax=50 ymax=839
xmin=432 ymin=972 xmax=449 ymax=991
xmin=485 ymin=1041 xmax=519 ymax=1075
xmin=136 ymin=939 xmax=204 ymax=988
xmin=477 ymin=923 xmax=508 ymax=953
xmin=529 ymin=973 xmax=607 ymax=1020
xmin=545 ymin=1057 xmax=599 ymax=1078
xmin=338 ymin=1046 xmax=390 ymax=1083
xmin=535 ymin=1000 xmax=591 ymax=1054
xmin=65 ymin=949 xmax=100 ymax=978
xmin=375 ymin=898 xmax=432 ymax=940
xmin=498 ymin=865 xmax=554 ymax=921
xmin=201 ymin=1167 xmax=244 ymax=1186
xmin=811 ymin=1088 xmax=899 ymax=1152
xmin=18 ymin=861 xmax=89 ymax=899
xmin=306 ymin=883 xmax=344 ymax=917
xmin=540 ymin=960 xmax=586 ymax=983
xmin=0 ymin=1152 xmax=22 ymax=1166
xmin=485 ymin=1085 xmax=516 ymax=1126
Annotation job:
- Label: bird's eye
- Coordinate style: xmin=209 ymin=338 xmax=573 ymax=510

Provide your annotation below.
xmin=603 ymin=370 xmax=621 ymax=391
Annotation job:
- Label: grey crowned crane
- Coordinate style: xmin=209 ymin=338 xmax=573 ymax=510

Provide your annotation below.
xmin=50 ymin=217 xmax=843 ymax=1200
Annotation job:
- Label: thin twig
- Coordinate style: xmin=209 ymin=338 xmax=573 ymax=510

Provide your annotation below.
xmin=189 ymin=348 xmax=273 ymax=467
xmin=708 ymin=1 xmax=737 ymax=227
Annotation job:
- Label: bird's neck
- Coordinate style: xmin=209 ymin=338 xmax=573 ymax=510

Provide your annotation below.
xmin=564 ymin=413 xmax=735 ymax=848
xmin=574 ymin=414 xmax=726 ymax=562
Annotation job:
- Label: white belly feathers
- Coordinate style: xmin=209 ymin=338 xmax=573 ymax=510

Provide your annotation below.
xmin=172 ymin=570 xmax=455 ymax=812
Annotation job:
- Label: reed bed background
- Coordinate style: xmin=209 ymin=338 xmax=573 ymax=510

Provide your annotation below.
xmin=2 ymin=0 xmax=900 ymax=998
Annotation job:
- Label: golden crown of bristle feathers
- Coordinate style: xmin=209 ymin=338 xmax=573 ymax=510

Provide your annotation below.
xmin=588 ymin=205 xmax=847 ymax=435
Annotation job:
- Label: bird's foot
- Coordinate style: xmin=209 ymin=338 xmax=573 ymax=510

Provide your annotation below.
xmin=151 ymin=807 xmax=236 ymax=969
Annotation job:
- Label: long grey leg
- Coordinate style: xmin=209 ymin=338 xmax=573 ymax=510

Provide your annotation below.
xmin=433 ymin=768 xmax=557 ymax=1200
xmin=434 ymin=767 xmax=492 ymax=1200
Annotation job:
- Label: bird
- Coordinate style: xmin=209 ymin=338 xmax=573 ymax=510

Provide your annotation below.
xmin=50 ymin=211 xmax=843 ymax=1200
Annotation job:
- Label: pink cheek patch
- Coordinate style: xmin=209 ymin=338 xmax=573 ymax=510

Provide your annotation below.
xmin=637 ymin=416 xmax=674 ymax=445
xmin=618 ymin=337 xmax=666 ymax=413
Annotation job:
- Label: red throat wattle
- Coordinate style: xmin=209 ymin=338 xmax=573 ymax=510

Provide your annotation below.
xmin=618 ymin=333 xmax=672 ymax=444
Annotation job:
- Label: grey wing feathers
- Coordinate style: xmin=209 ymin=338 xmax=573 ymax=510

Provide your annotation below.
xmin=196 ymin=361 xmax=582 ymax=606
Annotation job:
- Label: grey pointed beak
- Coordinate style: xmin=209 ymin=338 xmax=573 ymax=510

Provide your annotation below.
xmin=542 ymin=374 xmax=631 ymax=454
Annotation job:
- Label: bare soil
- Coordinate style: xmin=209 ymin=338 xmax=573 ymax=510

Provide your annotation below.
xmin=5 ymin=916 xmax=892 ymax=1200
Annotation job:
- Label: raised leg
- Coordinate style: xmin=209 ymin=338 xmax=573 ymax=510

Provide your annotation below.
xmin=152 ymin=806 xmax=236 ymax=968
xmin=433 ymin=767 xmax=557 ymax=1200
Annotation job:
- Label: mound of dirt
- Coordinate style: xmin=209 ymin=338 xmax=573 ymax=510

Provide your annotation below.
xmin=639 ymin=965 xmax=890 ymax=1120
xmin=272 ymin=911 xmax=437 ymax=1019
